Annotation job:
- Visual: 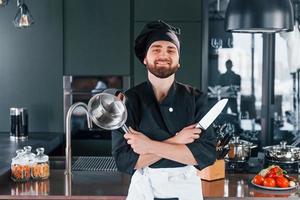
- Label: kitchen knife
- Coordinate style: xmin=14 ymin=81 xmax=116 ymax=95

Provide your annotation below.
xmin=216 ymin=124 xmax=227 ymax=145
xmin=219 ymin=133 xmax=233 ymax=148
xmin=216 ymin=146 xmax=230 ymax=159
xmin=216 ymin=148 xmax=223 ymax=159
xmin=196 ymin=99 xmax=228 ymax=130
xmin=220 ymin=147 xmax=230 ymax=159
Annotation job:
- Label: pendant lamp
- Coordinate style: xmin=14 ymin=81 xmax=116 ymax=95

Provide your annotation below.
xmin=0 ymin=0 xmax=9 ymax=8
xmin=225 ymin=0 xmax=294 ymax=33
xmin=13 ymin=0 xmax=34 ymax=28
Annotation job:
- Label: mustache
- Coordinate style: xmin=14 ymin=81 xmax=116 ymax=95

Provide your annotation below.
xmin=154 ymin=59 xmax=171 ymax=64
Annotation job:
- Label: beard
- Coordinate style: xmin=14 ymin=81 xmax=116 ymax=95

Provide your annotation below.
xmin=146 ymin=60 xmax=179 ymax=79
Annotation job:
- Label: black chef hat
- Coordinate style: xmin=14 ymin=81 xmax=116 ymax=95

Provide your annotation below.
xmin=135 ymin=20 xmax=181 ymax=64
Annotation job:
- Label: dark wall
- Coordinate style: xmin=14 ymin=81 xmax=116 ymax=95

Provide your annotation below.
xmin=0 ymin=0 xmax=63 ymax=132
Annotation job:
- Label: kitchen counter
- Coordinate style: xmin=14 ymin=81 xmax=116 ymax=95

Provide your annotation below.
xmin=0 ymin=132 xmax=298 ymax=199
xmin=0 ymin=169 xmax=130 ymax=199
xmin=0 ymin=169 xmax=299 ymax=199
xmin=0 ymin=132 xmax=63 ymax=176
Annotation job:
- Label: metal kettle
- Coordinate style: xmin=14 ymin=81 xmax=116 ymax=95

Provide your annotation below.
xmin=87 ymin=93 xmax=129 ymax=132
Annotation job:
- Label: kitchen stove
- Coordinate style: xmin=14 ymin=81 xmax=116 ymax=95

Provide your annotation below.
xmin=225 ymin=157 xmax=264 ymax=174
xmin=225 ymin=157 xmax=300 ymax=174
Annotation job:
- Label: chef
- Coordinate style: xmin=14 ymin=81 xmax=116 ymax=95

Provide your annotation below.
xmin=112 ymin=20 xmax=216 ymax=200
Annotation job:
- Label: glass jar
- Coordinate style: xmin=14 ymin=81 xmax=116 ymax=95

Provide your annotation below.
xmin=11 ymin=149 xmax=31 ymax=182
xmin=23 ymin=146 xmax=35 ymax=165
xmin=31 ymin=147 xmax=49 ymax=180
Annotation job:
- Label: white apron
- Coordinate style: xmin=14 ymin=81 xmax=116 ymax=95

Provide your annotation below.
xmin=126 ymin=165 xmax=203 ymax=200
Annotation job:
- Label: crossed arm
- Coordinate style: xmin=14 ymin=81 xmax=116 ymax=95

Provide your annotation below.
xmin=124 ymin=124 xmax=201 ymax=169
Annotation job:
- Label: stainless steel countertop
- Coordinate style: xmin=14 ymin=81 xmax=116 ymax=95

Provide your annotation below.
xmin=0 ymin=169 xmax=299 ymax=199
xmin=0 ymin=169 xmax=130 ymax=198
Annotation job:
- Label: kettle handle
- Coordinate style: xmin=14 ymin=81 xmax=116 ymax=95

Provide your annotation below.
xmin=122 ymin=124 xmax=131 ymax=134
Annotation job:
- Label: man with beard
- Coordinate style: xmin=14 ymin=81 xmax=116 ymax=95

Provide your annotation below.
xmin=111 ymin=20 xmax=216 ymax=200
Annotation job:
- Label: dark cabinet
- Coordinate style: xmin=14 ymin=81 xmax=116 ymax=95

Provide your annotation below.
xmin=64 ymin=0 xmax=131 ymax=75
xmin=135 ymin=0 xmax=202 ymax=21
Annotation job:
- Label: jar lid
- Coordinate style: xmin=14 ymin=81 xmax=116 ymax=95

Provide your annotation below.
xmin=35 ymin=147 xmax=48 ymax=163
xmin=11 ymin=149 xmax=26 ymax=165
xmin=23 ymin=146 xmax=36 ymax=164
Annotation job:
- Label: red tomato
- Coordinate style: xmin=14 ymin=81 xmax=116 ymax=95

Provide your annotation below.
xmin=263 ymin=177 xmax=276 ymax=187
xmin=266 ymin=173 xmax=283 ymax=178
xmin=275 ymin=177 xmax=289 ymax=188
xmin=266 ymin=172 xmax=276 ymax=178
xmin=253 ymin=175 xmax=265 ymax=185
xmin=266 ymin=166 xmax=283 ymax=178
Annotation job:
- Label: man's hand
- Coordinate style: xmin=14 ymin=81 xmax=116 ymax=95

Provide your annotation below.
xmin=124 ymin=127 xmax=153 ymax=155
xmin=171 ymin=123 xmax=201 ymax=144
xmin=125 ymin=125 xmax=201 ymax=168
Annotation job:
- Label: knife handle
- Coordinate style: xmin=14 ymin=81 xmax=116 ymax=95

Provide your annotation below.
xmin=196 ymin=123 xmax=203 ymax=129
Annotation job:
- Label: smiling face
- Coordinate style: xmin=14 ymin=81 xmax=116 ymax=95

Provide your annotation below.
xmin=143 ymin=40 xmax=180 ymax=79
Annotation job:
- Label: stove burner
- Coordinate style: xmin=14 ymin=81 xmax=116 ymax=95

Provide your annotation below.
xmin=225 ymin=160 xmax=249 ymax=173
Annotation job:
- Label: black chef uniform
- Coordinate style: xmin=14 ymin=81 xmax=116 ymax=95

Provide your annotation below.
xmin=112 ymin=80 xmax=217 ymax=175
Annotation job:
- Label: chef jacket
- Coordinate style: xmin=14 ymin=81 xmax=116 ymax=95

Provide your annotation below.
xmin=112 ymin=80 xmax=217 ymax=175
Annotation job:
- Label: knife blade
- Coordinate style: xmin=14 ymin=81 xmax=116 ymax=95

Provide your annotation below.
xmin=196 ymin=99 xmax=228 ymax=130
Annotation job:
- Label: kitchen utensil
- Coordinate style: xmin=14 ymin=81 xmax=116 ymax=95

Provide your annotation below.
xmin=219 ymin=132 xmax=233 ymax=147
xmin=227 ymin=136 xmax=257 ymax=162
xmin=220 ymin=147 xmax=230 ymax=159
xmin=219 ymin=123 xmax=227 ymax=134
xmin=215 ymin=123 xmax=227 ymax=145
xmin=10 ymin=108 xmax=28 ymax=140
xmin=87 ymin=93 xmax=129 ymax=133
xmin=216 ymin=148 xmax=223 ymax=159
xmin=217 ymin=146 xmax=230 ymax=160
xmin=263 ymin=141 xmax=300 ymax=163
xmin=196 ymin=99 xmax=228 ymax=129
